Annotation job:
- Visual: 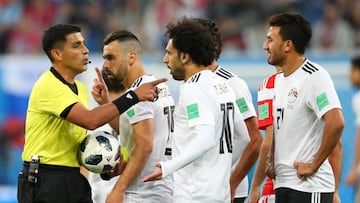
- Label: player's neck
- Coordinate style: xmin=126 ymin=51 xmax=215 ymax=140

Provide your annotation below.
xmin=208 ymin=60 xmax=218 ymax=72
xmin=282 ymin=55 xmax=306 ymax=77
xmin=124 ymin=64 xmax=147 ymax=88
xmin=184 ymin=64 xmax=208 ymax=82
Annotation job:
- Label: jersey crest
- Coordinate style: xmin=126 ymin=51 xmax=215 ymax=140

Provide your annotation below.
xmin=287 ymin=87 xmax=298 ymax=103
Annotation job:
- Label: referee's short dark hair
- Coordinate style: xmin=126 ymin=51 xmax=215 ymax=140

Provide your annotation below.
xmin=42 ymin=24 xmax=81 ymax=62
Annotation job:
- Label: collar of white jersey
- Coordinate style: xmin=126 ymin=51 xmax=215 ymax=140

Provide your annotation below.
xmin=185 ymin=69 xmax=212 ymax=84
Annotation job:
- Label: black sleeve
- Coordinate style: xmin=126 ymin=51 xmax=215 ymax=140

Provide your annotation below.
xmin=60 ymin=102 xmax=77 ymax=119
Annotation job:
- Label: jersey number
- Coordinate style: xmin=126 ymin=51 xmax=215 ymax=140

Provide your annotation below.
xmin=219 ymin=102 xmax=234 ymax=154
xmin=276 ymin=108 xmax=284 ymax=130
xmin=164 ymin=105 xmax=175 ymax=155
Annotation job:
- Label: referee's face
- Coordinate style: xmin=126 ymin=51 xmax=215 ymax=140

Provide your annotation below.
xmin=60 ymin=32 xmax=89 ymax=74
xmin=163 ymin=39 xmax=185 ymax=81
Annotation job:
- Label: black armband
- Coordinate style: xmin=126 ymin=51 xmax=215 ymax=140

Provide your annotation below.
xmin=112 ymin=90 xmax=139 ymax=114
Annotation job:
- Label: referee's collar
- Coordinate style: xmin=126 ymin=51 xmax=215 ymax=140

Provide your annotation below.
xmin=50 ymin=67 xmax=78 ymax=95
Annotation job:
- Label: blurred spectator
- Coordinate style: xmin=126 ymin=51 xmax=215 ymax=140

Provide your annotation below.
xmin=0 ymin=116 xmax=25 ymax=184
xmin=78 ymin=1 xmax=106 ymax=52
xmin=1 ymin=116 xmax=25 ymax=149
xmin=0 ymin=0 xmax=23 ymax=53
xmin=349 ymin=2 xmax=360 ymax=49
xmin=6 ymin=15 xmax=42 ymax=54
xmin=23 ymin=0 xmax=57 ymax=29
xmin=0 ymin=0 xmax=359 ymax=56
xmin=311 ymin=1 xmax=353 ymax=55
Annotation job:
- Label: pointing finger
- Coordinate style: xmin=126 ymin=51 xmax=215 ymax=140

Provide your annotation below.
xmin=150 ymin=78 xmax=167 ymax=86
xmin=95 ymin=67 xmax=105 ymax=84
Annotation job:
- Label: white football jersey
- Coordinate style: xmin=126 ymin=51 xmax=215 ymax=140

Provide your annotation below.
xmin=119 ymin=75 xmax=175 ymax=202
xmin=214 ymin=65 xmax=256 ymax=197
xmin=160 ymin=70 xmax=249 ymax=202
xmin=273 ymin=59 xmax=342 ymax=192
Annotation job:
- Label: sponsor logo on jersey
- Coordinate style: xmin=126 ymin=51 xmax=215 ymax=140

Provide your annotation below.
xmin=186 ymin=103 xmax=199 ymax=119
xmin=126 ymin=108 xmax=136 ymax=118
xmin=236 ymin=97 xmax=249 ymax=113
xmin=316 ymin=92 xmax=329 ymax=111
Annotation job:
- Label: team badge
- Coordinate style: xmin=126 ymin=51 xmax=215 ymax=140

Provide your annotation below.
xmin=287 ymin=87 xmax=298 ymax=103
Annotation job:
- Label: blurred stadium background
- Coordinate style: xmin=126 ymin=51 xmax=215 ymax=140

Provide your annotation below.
xmin=0 ymin=0 xmax=359 ymax=202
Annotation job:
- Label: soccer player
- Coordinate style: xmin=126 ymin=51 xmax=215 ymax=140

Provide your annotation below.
xmin=248 ymin=66 xmax=343 ymax=203
xmin=248 ymin=67 xmax=281 ymax=203
xmin=142 ymin=17 xmax=250 ymax=202
xmin=195 ymin=18 xmax=263 ymax=203
xmin=345 ymin=56 xmax=360 ymax=203
xmin=263 ymin=13 xmax=344 ymax=203
xmin=91 ymin=30 xmax=175 ymax=203
xmin=88 ymin=69 xmax=125 ymax=203
xmin=17 ymin=24 xmax=165 ymax=203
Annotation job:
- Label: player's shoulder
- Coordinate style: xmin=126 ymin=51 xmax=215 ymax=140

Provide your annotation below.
xmin=258 ymin=72 xmax=280 ymax=91
xmin=214 ymin=65 xmax=236 ymax=80
xmin=299 ymin=59 xmax=333 ymax=85
xmin=299 ymin=59 xmax=325 ymax=76
xmin=185 ymin=70 xmax=213 ymax=85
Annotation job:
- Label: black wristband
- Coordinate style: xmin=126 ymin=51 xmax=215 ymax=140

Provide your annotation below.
xmin=100 ymin=173 xmax=112 ymax=181
xmin=112 ymin=90 xmax=139 ymax=114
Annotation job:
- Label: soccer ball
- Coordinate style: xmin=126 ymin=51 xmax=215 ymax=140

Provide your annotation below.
xmin=78 ymin=130 xmax=120 ymax=174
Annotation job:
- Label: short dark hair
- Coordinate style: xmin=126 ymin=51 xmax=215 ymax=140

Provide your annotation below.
xmin=268 ymin=13 xmax=312 ymax=54
xmin=165 ymin=17 xmax=216 ymax=67
xmin=352 ymin=56 xmax=360 ymax=70
xmin=194 ymin=18 xmax=222 ymax=60
xmin=103 ymin=30 xmax=142 ymax=54
xmin=42 ymin=24 xmax=81 ymax=62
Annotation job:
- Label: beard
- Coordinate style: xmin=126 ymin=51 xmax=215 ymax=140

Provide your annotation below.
xmin=170 ymin=66 xmax=185 ymax=81
xmin=267 ymin=54 xmax=285 ymax=67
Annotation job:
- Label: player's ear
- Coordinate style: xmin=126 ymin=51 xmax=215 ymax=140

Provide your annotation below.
xmin=180 ymin=52 xmax=189 ymax=64
xmin=284 ymin=39 xmax=292 ymax=53
xmin=128 ymin=51 xmax=137 ymax=65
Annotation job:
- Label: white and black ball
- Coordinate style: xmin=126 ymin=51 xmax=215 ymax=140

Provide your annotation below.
xmin=78 ymin=131 xmax=120 ymax=174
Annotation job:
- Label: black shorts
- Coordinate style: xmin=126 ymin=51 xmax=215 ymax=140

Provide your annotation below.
xmin=275 ymin=187 xmax=333 ymax=203
xmin=17 ymin=163 xmax=93 ymax=203
xmin=233 ymin=197 xmax=246 ymax=203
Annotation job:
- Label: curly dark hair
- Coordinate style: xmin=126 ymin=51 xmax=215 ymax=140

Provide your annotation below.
xmin=165 ymin=17 xmax=217 ymax=67
xmin=42 ymin=24 xmax=81 ymax=62
xmin=194 ymin=18 xmax=222 ymax=60
xmin=268 ymin=13 xmax=312 ymax=54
